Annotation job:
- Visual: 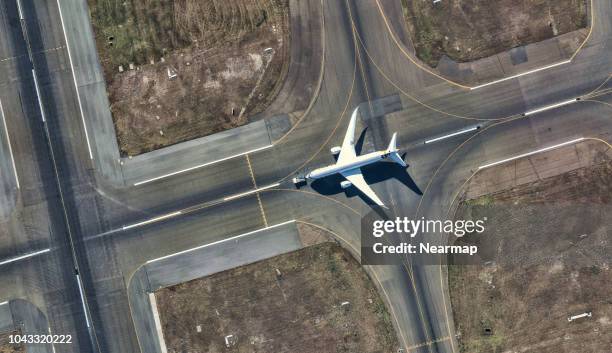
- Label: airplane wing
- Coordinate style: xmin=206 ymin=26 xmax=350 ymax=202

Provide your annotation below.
xmin=337 ymin=108 xmax=359 ymax=164
xmin=341 ymin=168 xmax=386 ymax=207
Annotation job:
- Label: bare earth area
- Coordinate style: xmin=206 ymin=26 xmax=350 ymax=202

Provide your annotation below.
xmin=88 ymin=0 xmax=290 ymax=156
xmin=401 ymin=0 xmax=588 ymax=67
xmin=155 ymin=242 xmax=399 ymax=353
xmin=449 ymin=161 xmax=612 ymax=352
xmin=0 ymin=332 xmax=24 ymax=353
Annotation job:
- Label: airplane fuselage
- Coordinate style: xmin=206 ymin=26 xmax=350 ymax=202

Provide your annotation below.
xmin=307 ymin=150 xmax=390 ymax=179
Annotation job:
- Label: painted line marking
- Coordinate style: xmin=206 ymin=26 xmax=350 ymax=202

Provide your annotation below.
xmin=223 ymin=183 xmax=280 ymax=201
xmin=133 ymin=144 xmax=273 ymax=186
xmin=56 ymin=0 xmax=93 ymax=160
xmin=122 ymin=211 xmax=182 ymax=231
xmin=48 ymin=327 xmax=57 ymax=353
xmin=478 ymin=138 xmax=584 ymax=170
xmin=425 ymin=126 xmax=479 ymax=144
xmin=148 ymin=293 xmax=168 ymax=353
xmin=256 ymin=193 xmax=268 ymax=227
xmin=0 ymin=99 xmax=20 ymax=189
xmin=101 ymin=182 xmax=277 ymax=235
xmin=0 ymin=301 xmax=7 ymax=306
xmin=146 ymin=220 xmax=295 ymax=264
xmin=245 ymin=154 xmax=258 ymax=188
xmin=524 ymin=98 xmax=578 ymax=116
xmin=245 ymin=154 xmax=269 ymax=226
xmin=406 ymin=336 xmax=451 ymax=351
xmin=470 ymin=60 xmax=571 ymax=90
xmin=31 ymin=69 xmax=46 ymax=122
xmin=0 ymin=248 xmax=50 ymax=266
xmin=75 ymin=273 xmax=91 ymax=328
xmin=15 ymin=0 xmax=24 ymax=19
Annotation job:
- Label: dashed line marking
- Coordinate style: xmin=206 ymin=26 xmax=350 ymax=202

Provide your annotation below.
xmin=133 ymin=145 xmax=273 ymax=186
xmin=470 ymin=60 xmax=571 ymax=90
xmin=0 ymin=99 xmax=19 ymax=189
xmin=256 ymin=193 xmax=268 ymax=227
xmin=478 ymin=138 xmax=584 ymax=170
xmin=405 ymin=336 xmax=451 ymax=351
xmin=122 ymin=211 xmax=182 ymax=231
xmin=246 ymin=154 xmax=268 ymax=227
xmin=223 ymin=183 xmax=280 ymax=202
xmin=0 ymin=248 xmax=50 ymax=266
xmin=146 ymin=220 xmax=295 ymax=264
xmin=425 ymin=126 xmax=479 ymax=144
xmin=246 ymin=154 xmax=258 ymax=188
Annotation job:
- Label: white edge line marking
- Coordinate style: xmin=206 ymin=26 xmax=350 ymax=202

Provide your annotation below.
xmin=524 ymin=98 xmax=577 ymax=116
xmin=75 ymin=274 xmax=91 ymax=328
xmin=223 ymin=183 xmax=280 ymax=201
xmin=0 ymin=248 xmax=50 ymax=266
xmin=146 ymin=220 xmax=295 ymax=264
xmin=122 ymin=211 xmax=182 ymax=231
xmin=15 ymin=0 xmax=24 ymax=19
xmin=48 ymin=327 xmax=57 ymax=353
xmin=470 ymin=60 xmax=571 ymax=90
xmin=133 ymin=144 xmax=273 ymax=186
xmin=31 ymin=69 xmax=46 ymax=122
xmin=478 ymin=138 xmax=584 ymax=170
xmin=148 ymin=293 xmax=168 ymax=353
xmin=0 ymin=99 xmax=20 ymax=189
xmin=0 ymin=301 xmax=8 ymax=306
xmin=425 ymin=126 xmax=478 ymax=144
xmin=56 ymin=0 xmax=93 ymax=160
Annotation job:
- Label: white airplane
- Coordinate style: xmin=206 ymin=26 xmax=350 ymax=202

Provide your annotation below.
xmin=306 ymin=107 xmax=406 ymax=207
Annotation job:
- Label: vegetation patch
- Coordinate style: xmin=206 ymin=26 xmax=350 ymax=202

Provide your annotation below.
xmin=400 ymin=0 xmax=588 ymax=67
xmin=155 ymin=242 xmax=400 ymax=353
xmin=88 ymin=0 xmax=290 ymax=155
xmin=449 ymin=161 xmax=612 ymax=353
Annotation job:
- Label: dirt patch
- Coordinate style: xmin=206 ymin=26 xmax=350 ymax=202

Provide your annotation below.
xmin=88 ymin=0 xmax=290 ymax=156
xmin=448 ymin=161 xmax=612 ymax=352
xmin=0 ymin=332 xmax=25 ymax=353
xmin=155 ymin=242 xmax=399 ymax=353
xmin=400 ymin=0 xmax=588 ymax=67
xmin=296 ymin=222 xmax=334 ymax=247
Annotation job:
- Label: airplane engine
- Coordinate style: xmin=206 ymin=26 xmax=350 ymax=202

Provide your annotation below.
xmin=330 ymin=146 xmax=342 ymax=155
xmin=340 ymin=180 xmax=352 ymax=189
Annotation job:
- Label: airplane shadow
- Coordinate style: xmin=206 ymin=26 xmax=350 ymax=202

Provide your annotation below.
xmin=310 ymin=160 xmax=423 ymax=207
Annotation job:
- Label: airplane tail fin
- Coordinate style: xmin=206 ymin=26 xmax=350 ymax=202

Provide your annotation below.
xmin=387 ymin=133 xmax=399 ymax=153
xmin=387 ymin=133 xmax=407 ymax=167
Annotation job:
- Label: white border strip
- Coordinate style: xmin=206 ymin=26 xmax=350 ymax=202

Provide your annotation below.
xmin=0 ymin=99 xmax=20 ymax=189
xmin=0 ymin=301 xmax=8 ymax=306
xmin=147 ymin=220 xmax=295 ymax=264
xmin=470 ymin=60 xmax=571 ymax=90
xmin=223 ymin=183 xmax=280 ymax=201
xmin=31 ymin=69 xmax=46 ymax=122
xmin=478 ymin=138 xmax=584 ymax=170
xmin=15 ymin=0 xmax=24 ymax=19
xmin=0 ymin=248 xmax=50 ymax=266
xmin=133 ymin=144 xmax=273 ymax=186
xmin=48 ymin=327 xmax=57 ymax=353
xmin=56 ymin=0 xmax=93 ymax=160
xmin=524 ymin=98 xmax=577 ymax=116
xmin=75 ymin=274 xmax=91 ymax=328
xmin=122 ymin=211 xmax=182 ymax=231
xmin=148 ymin=293 xmax=168 ymax=353
xmin=425 ymin=126 xmax=478 ymax=144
